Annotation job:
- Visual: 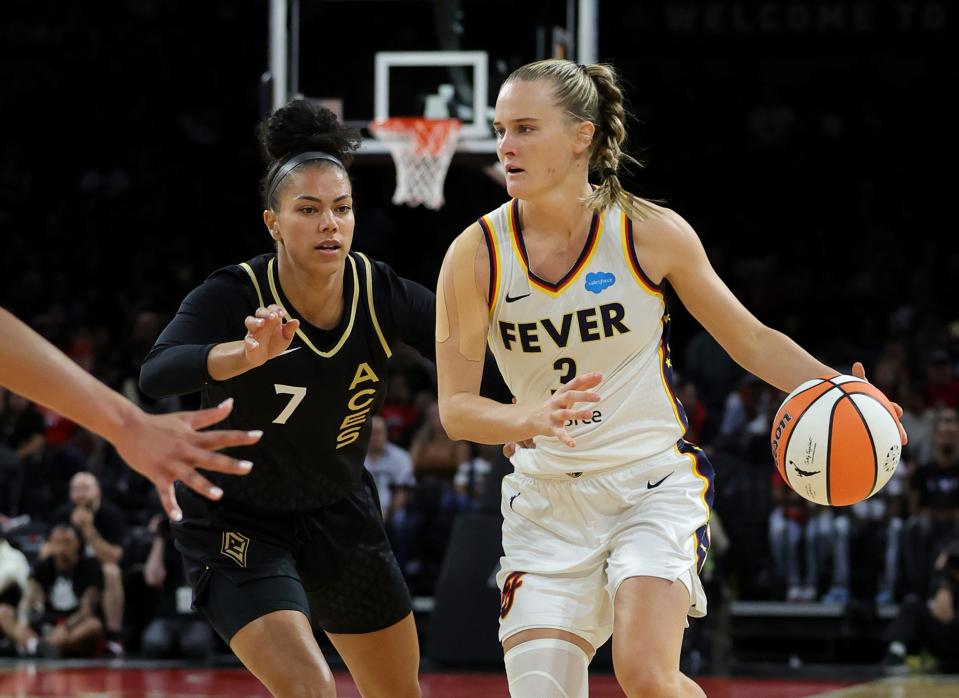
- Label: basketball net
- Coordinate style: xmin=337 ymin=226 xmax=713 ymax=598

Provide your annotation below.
xmin=369 ymin=117 xmax=461 ymax=210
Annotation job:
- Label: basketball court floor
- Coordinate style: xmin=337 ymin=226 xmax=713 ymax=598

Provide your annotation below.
xmin=0 ymin=662 xmax=956 ymax=698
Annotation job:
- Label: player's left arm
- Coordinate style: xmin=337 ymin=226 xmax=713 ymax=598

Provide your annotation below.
xmin=637 ymin=210 xmax=906 ymax=442
xmin=639 ymin=209 xmax=832 ymax=392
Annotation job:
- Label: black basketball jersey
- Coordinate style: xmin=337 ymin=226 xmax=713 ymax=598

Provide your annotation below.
xmin=140 ymin=251 xmax=434 ymax=511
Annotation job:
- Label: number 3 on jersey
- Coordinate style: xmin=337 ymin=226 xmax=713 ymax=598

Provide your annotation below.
xmin=551 ymin=358 xmax=577 ymax=395
xmin=273 ymin=384 xmax=307 ymax=424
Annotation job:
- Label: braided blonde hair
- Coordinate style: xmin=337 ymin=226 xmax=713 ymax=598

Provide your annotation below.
xmin=503 ymin=59 xmax=657 ymax=220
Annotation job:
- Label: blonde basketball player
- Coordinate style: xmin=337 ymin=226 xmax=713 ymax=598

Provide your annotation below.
xmin=435 ymin=59 xmax=907 ymax=698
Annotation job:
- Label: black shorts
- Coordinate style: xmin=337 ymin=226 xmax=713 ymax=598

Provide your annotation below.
xmin=171 ymin=469 xmax=411 ymax=643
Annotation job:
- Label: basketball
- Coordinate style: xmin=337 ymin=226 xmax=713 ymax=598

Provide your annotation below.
xmin=770 ymin=375 xmax=902 ymax=506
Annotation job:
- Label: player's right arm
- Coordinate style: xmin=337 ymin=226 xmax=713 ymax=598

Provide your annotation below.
xmin=436 ymin=224 xmax=601 ymax=447
xmin=140 ymin=273 xmax=299 ymax=397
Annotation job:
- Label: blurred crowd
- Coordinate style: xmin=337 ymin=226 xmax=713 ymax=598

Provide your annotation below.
xmin=1 ymin=318 xmax=957 ymax=662
xmin=1 ymin=0 xmax=957 ymax=668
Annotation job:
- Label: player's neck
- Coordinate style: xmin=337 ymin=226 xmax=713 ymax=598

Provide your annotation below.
xmin=276 ymin=256 xmax=345 ymax=330
xmin=519 ymin=178 xmax=594 ymax=244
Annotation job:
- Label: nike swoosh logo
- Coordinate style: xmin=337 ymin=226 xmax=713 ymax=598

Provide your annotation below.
xmin=505 ymin=293 xmax=530 ymax=303
xmin=509 ymin=492 xmax=522 ymax=510
xmin=280 ymin=346 xmax=302 ymax=356
xmin=647 ymin=472 xmax=673 ymax=489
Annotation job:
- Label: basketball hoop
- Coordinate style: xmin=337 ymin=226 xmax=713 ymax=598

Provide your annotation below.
xmin=369 ymin=117 xmax=461 ymax=210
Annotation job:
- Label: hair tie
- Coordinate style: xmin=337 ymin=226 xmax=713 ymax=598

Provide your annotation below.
xmin=603 ymin=168 xmax=618 ymax=179
xmin=267 ymin=151 xmax=344 ymax=206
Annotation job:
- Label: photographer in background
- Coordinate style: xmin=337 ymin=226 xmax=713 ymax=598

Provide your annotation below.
xmin=883 ymin=539 xmax=959 ymax=672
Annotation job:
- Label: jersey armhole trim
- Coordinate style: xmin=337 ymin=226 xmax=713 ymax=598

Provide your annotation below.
xmin=478 ymin=216 xmax=499 ymax=314
xmin=239 ymin=262 xmax=266 ymax=307
xmin=621 ymin=213 xmax=662 ymax=297
xmin=354 ymin=252 xmax=393 ymax=359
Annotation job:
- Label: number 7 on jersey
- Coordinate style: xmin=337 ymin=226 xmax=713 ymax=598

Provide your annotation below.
xmin=273 ymin=384 xmax=307 ymax=424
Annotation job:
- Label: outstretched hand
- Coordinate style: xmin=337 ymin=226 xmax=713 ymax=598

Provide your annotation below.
xmin=851 ymin=361 xmax=908 ymax=445
xmin=113 ymin=398 xmax=262 ymax=521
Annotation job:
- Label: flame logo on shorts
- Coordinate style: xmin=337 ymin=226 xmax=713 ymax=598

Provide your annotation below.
xmin=500 ymin=572 xmax=526 ymax=619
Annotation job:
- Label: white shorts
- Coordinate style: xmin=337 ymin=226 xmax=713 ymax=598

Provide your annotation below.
xmin=497 ymin=440 xmax=714 ymax=650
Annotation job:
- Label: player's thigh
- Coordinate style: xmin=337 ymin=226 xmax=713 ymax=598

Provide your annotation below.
xmin=325 ymin=612 xmax=420 ymax=698
xmin=231 ymin=610 xmax=335 ymax=698
xmin=502 ymin=627 xmax=595 ymax=658
xmin=612 ymin=576 xmax=690 ymax=695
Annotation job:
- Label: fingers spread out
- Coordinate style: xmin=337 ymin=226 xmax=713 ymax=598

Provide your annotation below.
xmin=552 ymin=426 xmax=575 ymax=448
xmin=174 ymin=461 xmax=224 ymax=501
xmin=563 ymin=372 xmax=603 ymax=391
xmin=182 ymin=442 xmax=254 ymax=476
xmin=185 ymin=399 xmax=234 ymax=430
xmin=555 ymin=390 xmax=601 ymax=408
xmin=157 ymin=482 xmax=182 ymax=522
xmin=192 ymin=429 xmax=262 ymax=452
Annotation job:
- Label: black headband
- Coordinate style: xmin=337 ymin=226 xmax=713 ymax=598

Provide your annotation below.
xmin=267 ymin=151 xmax=345 ymax=206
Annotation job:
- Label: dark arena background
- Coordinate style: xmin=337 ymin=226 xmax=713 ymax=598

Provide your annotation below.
xmin=1 ymin=1 xmax=958 ymax=696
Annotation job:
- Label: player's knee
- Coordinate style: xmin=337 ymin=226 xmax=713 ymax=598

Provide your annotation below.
xmin=276 ymin=670 xmax=336 ymax=698
xmin=614 ymin=664 xmax=680 ymax=698
xmin=504 ymin=638 xmax=589 ymax=698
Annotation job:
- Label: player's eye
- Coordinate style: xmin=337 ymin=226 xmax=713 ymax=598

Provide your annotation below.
xmin=299 ymin=206 xmax=316 ymax=214
xmin=336 ymin=205 xmax=352 ymax=214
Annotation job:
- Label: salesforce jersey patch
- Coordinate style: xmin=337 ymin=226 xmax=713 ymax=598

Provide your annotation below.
xmin=585 ymin=271 xmax=616 ymax=294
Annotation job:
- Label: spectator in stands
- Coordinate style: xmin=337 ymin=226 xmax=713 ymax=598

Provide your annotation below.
xmin=883 ymin=539 xmax=959 ymax=672
xmin=51 ymin=471 xmax=126 ymax=656
xmin=0 ymin=523 xmax=103 ymax=657
xmin=676 ymin=379 xmax=709 ymax=446
xmin=140 ymin=516 xmax=215 ymax=659
xmin=805 ymin=507 xmax=852 ymax=604
xmin=364 ymin=415 xmax=415 ymax=520
xmin=768 ymin=470 xmax=811 ymax=600
xmin=852 ymin=454 xmax=909 ymax=605
xmin=410 ymin=402 xmax=470 ymax=481
xmin=380 ymin=373 xmax=422 ymax=449
xmin=900 ymin=406 xmax=959 ymax=598
xmin=925 ymin=350 xmax=959 ymax=409
xmin=0 ymin=534 xmax=29 ymax=609
xmin=715 ymin=374 xmax=772 ymax=461
xmin=454 ymin=443 xmax=500 ymax=504
xmin=0 ymin=391 xmax=45 ymax=468
xmin=900 ymin=381 xmax=935 ymax=464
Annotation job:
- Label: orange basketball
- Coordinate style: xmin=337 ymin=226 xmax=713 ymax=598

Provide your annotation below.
xmin=770 ymin=375 xmax=901 ymax=506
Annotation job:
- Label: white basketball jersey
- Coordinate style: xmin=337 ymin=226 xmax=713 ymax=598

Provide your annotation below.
xmin=482 ymin=199 xmax=688 ymax=477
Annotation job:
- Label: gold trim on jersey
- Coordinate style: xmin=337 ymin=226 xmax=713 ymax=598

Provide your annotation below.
xmin=354 ymin=252 xmax=392 ymax=359
xmin=506 ymin=199 xmax=603 ymax=298
xmin=239 ymin=262 xmax=266 ymax=307
xmin=620 ymin=211 xmax=662 ymax=298
xmin=266 ymin=256 xmax=359 ymax=358
xmin=479 ymin=215 xmax=500 ymax=316
xmin=673 ymin=441 xmax=712 ymax=567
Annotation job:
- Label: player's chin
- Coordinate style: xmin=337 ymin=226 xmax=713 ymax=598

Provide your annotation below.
xmin=308 ymin=246 xmax=347 ymax=267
